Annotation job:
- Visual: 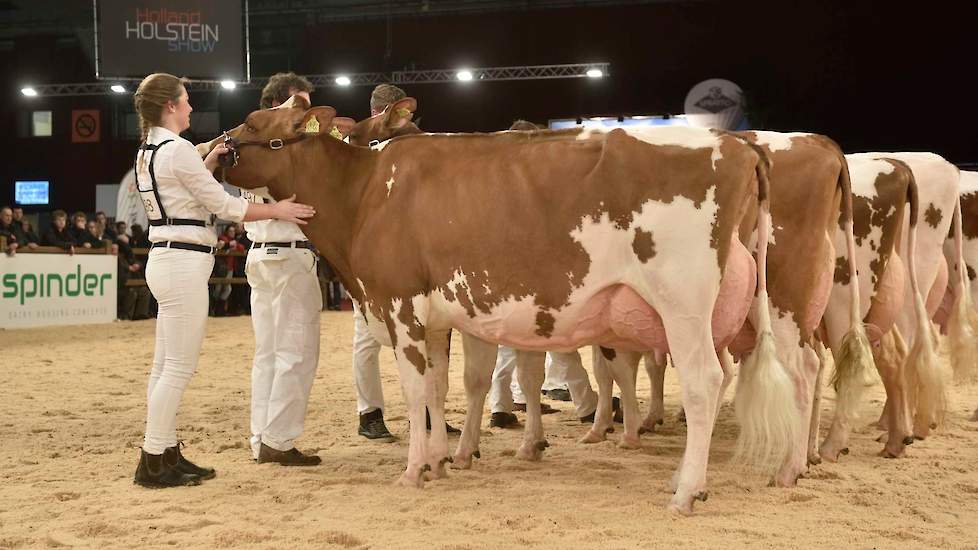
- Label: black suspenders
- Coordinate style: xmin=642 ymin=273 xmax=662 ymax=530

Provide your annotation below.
xmin=135 ymin=139 xmax=207 ymax=227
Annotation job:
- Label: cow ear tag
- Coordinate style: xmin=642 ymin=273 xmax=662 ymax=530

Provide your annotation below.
xmin=329 ymin=126 xmax=344 ymax=140
xmin=304 ymin=117 xmax=321 ymax=134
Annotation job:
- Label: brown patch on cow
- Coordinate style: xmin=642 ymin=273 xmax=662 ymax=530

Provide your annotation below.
xmin=968 ymin=265 xmax=976 ymax=282
xmin=402 ymin=345 xmax=426 ymax=374
xmin=962 ymin=192 xmax=978 ymax=239
xmin=924 ymin=202 xmax=943 ymax=228
xmin=739 ymin=132 xmax=845 ymax=342
xmin=600 ymin=347 xmax=616 ymax=361
xmin=632 ymin=228 xmax=656 ymax=263
xmin=834 ymin=256 xmax=851 ymax=285
xmin=396 ymin=300 xmax=426 ymax=343
xmin=535 ymin=310 xmax=556 ymax=338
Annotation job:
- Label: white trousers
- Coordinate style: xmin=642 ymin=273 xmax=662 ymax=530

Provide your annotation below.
xmin=352 ymin=300 xmax=385 ymax=415
xmin=489 ymin=347 xmax=599 ymax=418
xmin=143 ymin=248 xmax=214 ymax=454
xmin=247 ymin=248 xmax=322 ymax=458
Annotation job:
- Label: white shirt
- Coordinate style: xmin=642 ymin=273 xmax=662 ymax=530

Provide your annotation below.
xmin=138 ymin=126 xmax=248 ymax=247
xmin=242 ymin=191 xmax=306 ymax=243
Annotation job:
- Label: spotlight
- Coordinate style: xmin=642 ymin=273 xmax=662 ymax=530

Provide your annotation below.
xmin=220 ymin=80 xmax=236 ymax=90
xmin=21 ymin=87 xmax=38 ymax=97
xmin=586 ymin=68 xmax=603 ymax=78
xmin=456 ymin=70 xmax=473 ymax=82
xmin=335 ymin=75 xmax=351 ymax=86
xmin=110 ymin=84 xmax=126 ymax=93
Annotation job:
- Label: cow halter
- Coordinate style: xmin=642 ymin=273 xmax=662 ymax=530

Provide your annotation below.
xmin=218 ymin=131 xmax=308 ymax=168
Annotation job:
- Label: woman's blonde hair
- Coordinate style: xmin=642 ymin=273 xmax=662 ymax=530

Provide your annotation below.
xmin=133 ymin=73 xmax=188 ymax=168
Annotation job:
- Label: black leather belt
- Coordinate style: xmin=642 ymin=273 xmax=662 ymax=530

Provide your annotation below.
xmin=251 ymin=241 xmax=312 ymax=249
xmin=151 ymin=241 xmax=215 ymax=254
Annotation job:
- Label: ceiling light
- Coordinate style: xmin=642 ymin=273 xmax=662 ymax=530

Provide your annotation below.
xmin=21 ymin=87 xmax=38 ymax=97
xmin=220 ymin=80 xmax=236 ymax=90
xmin=456 ymin=70 xmax=473 ymax=82
xmin=586 ymin=68 xmax=603 ymax=78
xmin=110 ymin=84 xmax=126 ymax=93
xmin=335 ymin=75 xmax=351 ymax=86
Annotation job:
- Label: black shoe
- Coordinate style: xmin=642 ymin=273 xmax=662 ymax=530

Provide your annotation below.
xmin=580 ymin=397 xmax=621 ymax=424
xmin=514 ymin=402 xmax=560 ymax=415
xmin=489 ymin=412 xmax=521 ymax=429
xmin=134 ymin=448 xmax=202 ymax=488
xmin=358 ymin=409 xmax=395 ymax=441
xmin=256 ymin=443 xmax=322 ymax=466
xmin=544 ymin=388 xmax=572 ymax=402
xmin=424 ymin=408 xmax=462 ymax=435
xmin=168 ymin=442 xmax=216 ymax=480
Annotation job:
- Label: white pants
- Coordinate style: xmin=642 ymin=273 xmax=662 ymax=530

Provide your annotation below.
xmin=143 ymin=248 xmax=214 ymax=455
xmin=489 ymin=347 xmax=599 ymax=418
xmin=352 ymin=300 xmax=385 ymax=415
xmin=247 ymin=248 xmax=322 ymax=458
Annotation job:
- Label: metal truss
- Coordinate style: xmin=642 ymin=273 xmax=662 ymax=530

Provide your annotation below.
xmin=22 ymin=62 xmax=610 ymax=97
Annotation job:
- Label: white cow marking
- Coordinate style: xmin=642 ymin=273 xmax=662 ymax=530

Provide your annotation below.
xmin=386 ymin=164 xmax=397 ymax=197
xmin=751 ymin=131 xmax=811 ymax=153
xmin=577 ymin=126 xmax=726 ymax=170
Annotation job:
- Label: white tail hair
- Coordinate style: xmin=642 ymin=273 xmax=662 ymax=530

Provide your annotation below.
xmin=733 ymin=188 xmax=800 ymax=475
xmin=947 ymin=198 xmax=978 ymax=384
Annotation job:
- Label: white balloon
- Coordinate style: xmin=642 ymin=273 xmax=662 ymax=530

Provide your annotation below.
xmin=683 ymin=78 xmax=745 ymax=130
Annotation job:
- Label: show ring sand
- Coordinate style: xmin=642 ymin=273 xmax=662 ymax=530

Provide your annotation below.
xmin=2 ymin=313 xmax=978 ymax=549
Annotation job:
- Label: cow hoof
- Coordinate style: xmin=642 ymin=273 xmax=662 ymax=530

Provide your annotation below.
xmin=840 ymin=447 xmax=850 ymax=456
xmin=424 ymin=461 xmax=449 ymax=481
xmin=516 ymin=442 xmax=545 ymax=462
xmin=450 ymin=453 xmax=473 ymax=470
xmin=930 ymin=422 xmax=937 ymax=430
xmin=666 ymin=497 xmax=695 ymax=516
xmin=808 ymin=453 xmax=822 ymax=466
xmin=617 ymin=435 xmax=641 ymax=450
xmin=902 ymin=436 xmax=915 ymax=446
xmin=694 ymin=491 xmax=709 ymax=502
xmin=579 ymin=430 xmax=607 ymax=444
xmin=395 ymin=469 xmax=426 ymax=489
xmin=818 ymin=443 xmax=844 ymax=463
xmin=473 ymin=450 xmax=481 ymax=459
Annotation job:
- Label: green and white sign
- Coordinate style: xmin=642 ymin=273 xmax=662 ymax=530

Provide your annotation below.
xmin=0 ymin=254 xmax=116 ymax=329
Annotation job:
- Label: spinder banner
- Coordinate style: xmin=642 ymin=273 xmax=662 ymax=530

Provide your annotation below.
xmin=0 ymin=254 xmax=117 ymax=329
xmin=96 ymin=0 xmax=247 ymax=81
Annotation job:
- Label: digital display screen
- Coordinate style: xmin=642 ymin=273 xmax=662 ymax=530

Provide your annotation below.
xmin=14 ymin=180 xmax=50 ymax=205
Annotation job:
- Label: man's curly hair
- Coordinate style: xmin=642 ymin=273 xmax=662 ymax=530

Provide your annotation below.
xmin=260 ymin=72 xmax=314 ymax=109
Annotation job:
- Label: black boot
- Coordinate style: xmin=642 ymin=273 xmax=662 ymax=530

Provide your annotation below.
xmin=134 ymin=448 xmax=202 ymax=488
xmin=168 ymin=442 xmax=216 ymax=480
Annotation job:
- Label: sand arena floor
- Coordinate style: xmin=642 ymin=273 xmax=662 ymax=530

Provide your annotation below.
xmin=2 ymin=312 xmax=978 ymax=549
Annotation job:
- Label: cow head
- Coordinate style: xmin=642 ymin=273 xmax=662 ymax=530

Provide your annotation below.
xmin=346 ymin=97 xmax=421 ymax=146
xmin=218 ymin=94 xmax=355 ymax=197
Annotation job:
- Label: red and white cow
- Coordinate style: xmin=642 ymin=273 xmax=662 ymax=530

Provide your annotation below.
xmin=217 ymin=97 xmax=788 ymax=514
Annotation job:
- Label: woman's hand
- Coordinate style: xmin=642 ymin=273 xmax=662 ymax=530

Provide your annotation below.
xmin=271 ymin=195 xmax=316 ymax=225
xmin=204 ymin=143 xmax=230 ymax=172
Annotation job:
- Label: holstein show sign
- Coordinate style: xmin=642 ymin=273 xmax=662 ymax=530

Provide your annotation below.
xmin=0 ymin=254 xmax=116 ymax=329
xmin=95 ymin=0 xmax=247 ymax=81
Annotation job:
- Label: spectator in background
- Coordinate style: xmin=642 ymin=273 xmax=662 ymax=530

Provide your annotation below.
xmin=20 ymin=219 xmax=40 ymax=246
xmin=96 ymin=211 xmax=117 ymax=241
xmin=320 ymin=256 xmax=344 ymax=311
xmin=76 ymin=219 xmax=106 ymax=249
xmin=68 ymin=211 xmax=88 ymax=244
xmin=117 ymin=233 xmax=152 ymax=320
xmin=12 ymin=207 xmax=25 ymax=224
xmin=115 ymin=221 xmax=129 ymax=240
xmin=1 ymin=206 xmax=19 ymax=254
xmin=230 ymin=222 xmax=251 ymax=315
xmin=212 ymin=224 xmax=244 ymax=316
xmin=130 ymin=223 xmax=150 ymax=248
xmin=41 ymin=209 xmax=75 ymax=251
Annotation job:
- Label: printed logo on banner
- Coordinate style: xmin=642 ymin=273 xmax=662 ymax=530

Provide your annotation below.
xmin=124 ymin=6 xmax=221 ymax=53
xmin=96 ymin=0 xmax=245 ymax=80
xmin=0 ymin=254 xmax=116 ymax=329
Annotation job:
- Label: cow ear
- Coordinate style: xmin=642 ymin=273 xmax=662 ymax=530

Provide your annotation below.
xmin=330 ymin=117 xmax=356 ymax=139
xmin=297 ymin=106 xmax=337 ymax=135
xmin=383 ymin=97 xmax=417 ymax=130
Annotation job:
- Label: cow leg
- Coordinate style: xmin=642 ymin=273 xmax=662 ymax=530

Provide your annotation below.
xmin=580 ymin=347 xmax=615 ymax=444
xmin=807 ymin=340 xmax=830 ymax=466
xmin=387 ymin=302 xmax=431 ymax=488
xmin=662 ymin=316 xmax=723 ymax=515
xmin=875 ymin=329 xmax=914 ymax=457
xmin=515 ymin=350 xmax=548 ymax=461
xmin=423 ymin=330 xmax=452 ymax=480
xmin=602 ymin=348 xmax=642 ymax=449
xmin=714 ymin=348 xmax=737 ymax=426
xmin=775 ymin=342 xmax=821 ymax=487
xmin=642 ymin=351 xmax=667 ymax=433
xmin=452 ymin=335 xmax=497 ymax=469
